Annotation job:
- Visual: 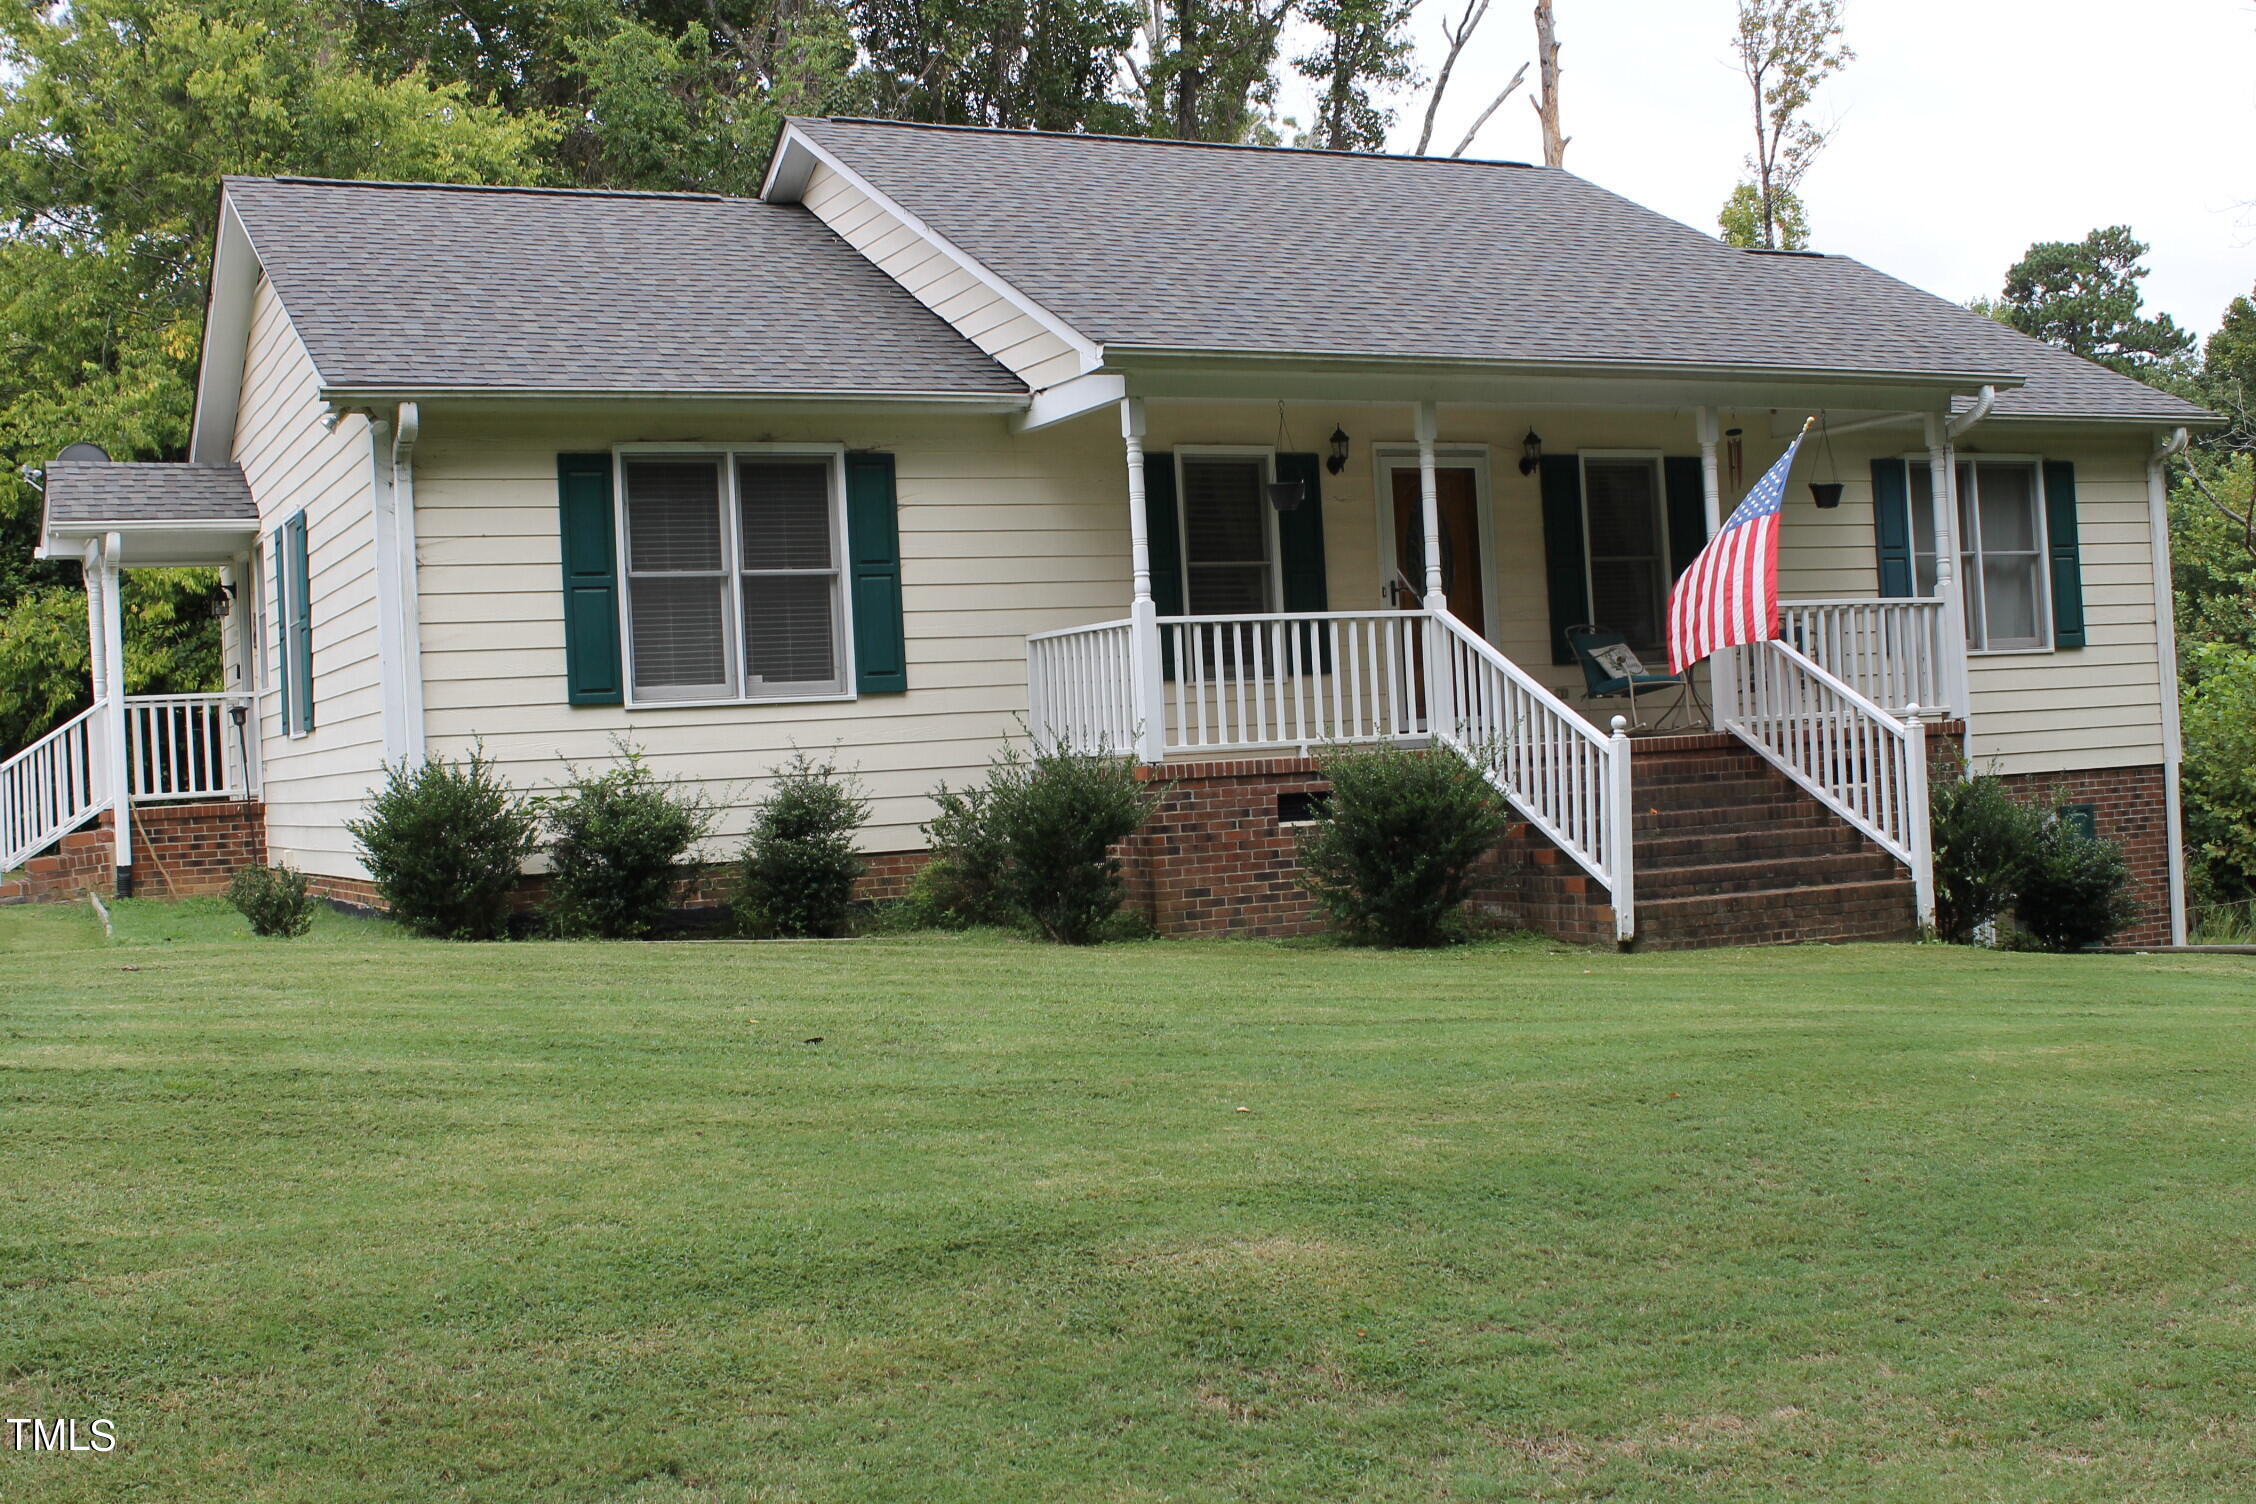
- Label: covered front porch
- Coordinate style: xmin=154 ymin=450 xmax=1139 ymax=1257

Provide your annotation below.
xmin=1024 ymin=387 xmax=1985 ymax=945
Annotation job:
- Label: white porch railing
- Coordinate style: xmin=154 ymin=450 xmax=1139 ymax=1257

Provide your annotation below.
xmin=1159 ymin=611 xmax=1428 ymax=754
xmin=1778 ymin=598 xmax=1953 ymax=717
xmin=1025 ymin=619 xmax=1139 ymax=754
xmin=1027 ymin=608 xmax=1635 ymax=942
xmin=1 ymin=701 xmax=104 ymax=874
xmin=1724 ymin=638 xmax=1934 ymax=925
xmin=125 ymin=693 xmax=255 ymax=803
xmin=1429 ymin=610 xmax=1634 ymax=941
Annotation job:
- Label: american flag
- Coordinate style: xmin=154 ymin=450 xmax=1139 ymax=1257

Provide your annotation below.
xmin=1666 ymin=423 xmax=1809 ymax=674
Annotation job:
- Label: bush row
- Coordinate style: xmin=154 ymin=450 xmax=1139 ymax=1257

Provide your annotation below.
xmin=1930 ymin=759 xmax=2140 ymax=950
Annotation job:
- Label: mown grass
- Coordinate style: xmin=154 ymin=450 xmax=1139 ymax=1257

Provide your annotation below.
xmin=3 ymin=899 xmax=2255 ymax=1501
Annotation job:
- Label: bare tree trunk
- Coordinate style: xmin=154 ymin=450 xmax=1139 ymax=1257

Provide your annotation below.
xmin=1451 ymin=60 xmax=1528 ymax=157
xmin=1531 ymin=0 xmax=1566 ymax=166
xmin=1415 ymin=0 xmax=1488 ymax=155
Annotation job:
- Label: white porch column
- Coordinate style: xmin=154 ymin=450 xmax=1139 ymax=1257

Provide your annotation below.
xmin=1923 ymin=413 xmax=1972 ymax=726
xmin=81 ymin=540 xmax=106 ymax=704
xmin=1696 ymin=407 xmax=1735 ymax=728
xmin=1121 ymin=397 xmax=1165 ymax=764
xmin=1414 ymin=401 xmax=1445 ymax=610
xmin=98 ymin=532 xmax=131 ymax=887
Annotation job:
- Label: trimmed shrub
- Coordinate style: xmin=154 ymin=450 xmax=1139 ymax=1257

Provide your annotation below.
xmin=1295 ymin=742 xmax=1511 ymax=947
xmin=986 ymin=743 xmax=1154 ymax=944
xmin=541 ymin=749 xmax=716 ymax=939
xmin=908 ymin=780 xmax=1013 ymax=929
xmin=347 ymin=750 xmax=538 ymax=940
xmin=2018 ymin=814 xmax=2140 ymax=952
xmin=1929 ymin=765 xmax=2041 ymax=944
xmin=737 ymin=752 xmax=869 ymax=937
xmin=227 ymin=863 xmax=315 ymax=938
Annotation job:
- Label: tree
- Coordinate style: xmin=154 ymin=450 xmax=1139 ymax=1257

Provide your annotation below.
xmin=1135 ymin=0 xmax=1296 ymax=142
xmin=1531 ymin=0 xmax=1566 ymax=167
xmin=856 ymin=0 xmax=1139 ymax=136
xmin=1718 ymin=179 xmax=1807 ymax=250
xmin=1994 ymin=226 xmax=2196 ymax=377
xmin=1295 ymin=0 xmax=1418 ymax=152
xmin=1724 ymin=0 xmax=1851 ymax=251
xmin=0 ymin=0 xmax=549 ymax=754
xmin=1406 ymin=0 xmax=1526 ymax=158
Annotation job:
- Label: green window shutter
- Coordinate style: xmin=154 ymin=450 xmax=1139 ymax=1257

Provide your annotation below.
xmin=286 ymin=511 xmax=313 ymax=735
xmin=1275 ymin=452 xmax=1330 ymax=669
xmin=845 ymin=451 xmax=909 ymax=694
xmin=1871 ymin=457 xmax=1915 ymax=598
xmin=1142 ymin=452 xmax=1182 ymax=679
xmin=2043 ymin=460 xmax=2086 ymax=648
xmin=1538 ymin=454 xmax=1588 ymax=664
xmin=556 ymin=453 xmax=624 ymax=705
xmin=270 ymin=527 xmax=291 ymax=735
xmin=1662 ymin=456 xmax=1707 ymax=581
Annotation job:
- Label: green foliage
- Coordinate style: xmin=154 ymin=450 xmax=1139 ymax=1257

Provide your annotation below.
xmin=736 ymin=752 xmax=870 ymax=938
xmin=346 ymin=750 xmax=539 ymax=940
xmin=1995 ymin=226 xmax=2197 ymax=376
xmin=1929 ymin=763 xmax=2042 ymax=944
xmin=2017 ymin=815 xmax=2140 ymax=953
xmin=1730 ymin=0 xmax=1852 ymax=251
xmin=1718 ymin=179 xmax=1808 ymax=250
xmin=1143 ymin=0 xmax=1294 ymax=142
xmin=857 ymin=0 xmax=1140 ymax=134
xmin=1295 ymin=743 xmax=1511 ymax=948
xmin=225 ymin=863 xmax=315 ymax=938
xmin=909 ymin=780 xmax=1014 ymax=928
xmin=1293 ymin=0 xmax=1418 ymax=152
xmin=540 ymin=748 xmax=716 ymax=939
xmin=984 ymin=742 xmax=1155 ymax=944
xmin=0 ymin=571 xmax=226 ymax=755
xmin=2171 ymin=455 xmax=2256 ymax=662
xmin=2183 ymin=642 xmax=2256 ymax=908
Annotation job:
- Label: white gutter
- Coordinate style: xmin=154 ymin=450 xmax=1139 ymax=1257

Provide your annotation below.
xmin=1945 ymin=384 xmax=1997 ymax=440
xmin=2149 ymin=425 xmax=2192 ymax=945
xmin=392 ymin=403 xmax=426 ymax=763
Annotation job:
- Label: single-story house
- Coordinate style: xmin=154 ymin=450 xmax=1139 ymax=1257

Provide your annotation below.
xmin=9 ymin=118 xmax=2216 ymax=946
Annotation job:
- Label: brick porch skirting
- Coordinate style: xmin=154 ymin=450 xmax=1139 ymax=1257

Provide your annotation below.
xmin=1991 ymin=763 xmax=2172 ymax=948
xmin=0 ymin=802 xmax=266 ymax=905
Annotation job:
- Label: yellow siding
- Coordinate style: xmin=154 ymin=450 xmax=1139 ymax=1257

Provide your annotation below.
xmin=800 ymin=162 xmax=1081 ymax=391
xmin=233 ymin=276 xmax=386 ymax=878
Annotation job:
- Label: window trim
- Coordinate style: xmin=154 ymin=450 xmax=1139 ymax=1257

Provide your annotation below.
xmin=1902 ymin=451 xmax=2054 ymax=657
xmin=1576 ymin=450 xmax=1673 ymax=655
xmin=611 ymin=442 xmax=857 ymax=710
xmin=1172 ymin=446 xmax=1284 ymax=617
xmin=250 ymin=538 xmax=272 ymax=693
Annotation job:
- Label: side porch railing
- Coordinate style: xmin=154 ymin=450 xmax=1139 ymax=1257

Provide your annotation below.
xmin=1 ymin=692 xmax=256 ymax=874
xmin=1722 ymin=638 xmax=1934 ymax=925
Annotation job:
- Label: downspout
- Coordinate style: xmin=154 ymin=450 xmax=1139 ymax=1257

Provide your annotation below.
xmin=2148 ymin=425 xmax=2191 ymax=945
xmin=1945 ymin=385 xmax=1996 ymax=441
xmin=392 ymin=403 xmax=426 ymax=763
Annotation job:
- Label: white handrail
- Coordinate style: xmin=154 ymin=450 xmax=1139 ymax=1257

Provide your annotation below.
xmin=1427 ymin=609 xmax=1634 ymax=942
xmin=124 ymin=694 xmax=252 ymax=803
xmin=1724 ymin=638 xmax=1934 ymax=925
xmin=1026 ymin=619 xmax=1137 ymax=753
xmin=2 ymin=700 xmax=107 ymax=874
xmin=1158 ymin=610 xmax=1428 ymax=755
xmin=1778 ymin=597 xmax=1952 ymax=716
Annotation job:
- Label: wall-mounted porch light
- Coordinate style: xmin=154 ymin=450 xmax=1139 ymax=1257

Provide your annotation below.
xmin=1326 ymin=426 xmax=1350 ymax=475
xmin=1517 ymin=429 xmax=1544 ymax=476
xmin=205 ymin=581 xmax=237 ymax=620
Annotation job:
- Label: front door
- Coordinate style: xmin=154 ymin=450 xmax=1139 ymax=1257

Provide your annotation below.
xmin=1389 ymin=466 xmax=1486 ymax=636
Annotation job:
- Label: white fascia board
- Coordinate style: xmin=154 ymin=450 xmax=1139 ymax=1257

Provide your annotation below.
xmin=764 ymin=123 xmax=1104 ymax=383
xmin=316 ymin=386 xmax=1030 ymax=413
xmin=187 ymin=196 xmax=273 ymax=465
xmin=1016 ymin=372 xmax=1127 ymax=432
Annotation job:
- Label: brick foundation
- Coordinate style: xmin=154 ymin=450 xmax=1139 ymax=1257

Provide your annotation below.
xmin=1992 ymin=762 xmax=2172 ymax=948
xmin=0 ymin=802 xmax=266 ymax=905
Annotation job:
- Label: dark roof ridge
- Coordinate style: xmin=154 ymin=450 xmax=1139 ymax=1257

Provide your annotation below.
xmin=226 ymin=174 xmax=746 ymax=205
xmin=801 ymin=116 xmax=1540 ymax=171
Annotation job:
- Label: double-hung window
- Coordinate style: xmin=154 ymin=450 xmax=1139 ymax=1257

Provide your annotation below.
xmin=1907 ymin=459 xmax=2049 ymax=651
xmin=618 ymin=450 xmax=849 ymax=704
xmin=1579 ymin=456 xmax=1670 ymax=656
xmin=1177 ymin=454 xmax=1277 ymax=615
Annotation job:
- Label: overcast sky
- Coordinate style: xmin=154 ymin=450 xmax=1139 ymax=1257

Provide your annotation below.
xmin=1293 ymin=0 xmax=2255 ymax=342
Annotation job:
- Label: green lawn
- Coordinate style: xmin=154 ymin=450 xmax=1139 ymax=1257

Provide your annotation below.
xmin=4 ymin=901 xmax=2256 ymax=1502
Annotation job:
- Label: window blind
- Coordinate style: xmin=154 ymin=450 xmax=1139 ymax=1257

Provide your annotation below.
xmin=623 ymin=459 xmax=729 ymax=694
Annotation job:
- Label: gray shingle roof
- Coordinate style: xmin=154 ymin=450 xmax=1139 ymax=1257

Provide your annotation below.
xmin=793 ymin=119 xmax=2215 ymax=424
xmin=43 ymin=461 xmax=256 ymax=526
xmin=222 ymin=176 xmax=1024 ymax=398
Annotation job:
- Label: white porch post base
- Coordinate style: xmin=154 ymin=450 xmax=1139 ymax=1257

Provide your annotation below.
xmin=1120 ymin=397 xmax=1164 ymax=763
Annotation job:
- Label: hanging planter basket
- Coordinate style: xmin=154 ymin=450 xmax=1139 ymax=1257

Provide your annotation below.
xmin=1808 ymin=482 xmax=1845 ymax=509
xmin=1266 ymin=479 xmax=1307 ymax=512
